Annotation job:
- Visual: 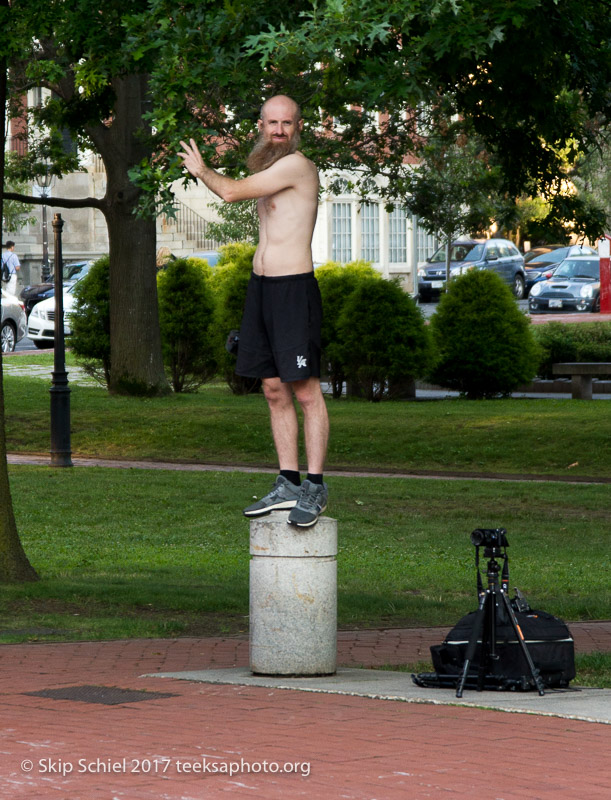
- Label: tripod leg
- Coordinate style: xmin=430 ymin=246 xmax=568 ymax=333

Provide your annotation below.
xmin=477 ymin=591 xmax=498 ymax=691
xmin=500 ymin=592 xmax=545 ymax=696
xmin=456 ymin=592 xmax=487 ymax=698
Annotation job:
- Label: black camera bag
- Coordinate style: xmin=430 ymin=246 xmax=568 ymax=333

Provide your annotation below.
xmin=430 ymin=606 xmax=575 ymax=690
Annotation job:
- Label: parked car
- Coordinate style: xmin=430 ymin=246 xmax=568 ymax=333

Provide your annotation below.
xmin=524 ymin=244 xmax=597 ymax=296
xmin=188 ymin=250 xmax=221 ymax=267
xmin=528 ymin=256 xmax=601 ymax=314
xmin=1 ymin=288 xmax=27 ymax=352
xmin=418 ymin=238 xmax=526 ymax=301
xmin=27 ymin=285 xmax=77 ymax=349
xmin=20 ymin=260 xmax=93 ymax=316
xmin=523 ymin=244 xmax=567 ymax=265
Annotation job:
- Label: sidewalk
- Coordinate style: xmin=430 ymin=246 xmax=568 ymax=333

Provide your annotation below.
xmin=2 ymin=623 xmax=611 ymax=799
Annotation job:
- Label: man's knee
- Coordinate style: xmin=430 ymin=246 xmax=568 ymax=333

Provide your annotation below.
xmin=262 ymin=377 xmax=292 ymax=407
xmin=293 ymin=378 xmax=324 ymax=410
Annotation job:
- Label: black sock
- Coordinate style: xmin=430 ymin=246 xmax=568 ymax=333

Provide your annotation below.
xmin=280 ymin=470 xmax=301 ymax=486
xmin=306 ymin=473 xmax=324 ymax=486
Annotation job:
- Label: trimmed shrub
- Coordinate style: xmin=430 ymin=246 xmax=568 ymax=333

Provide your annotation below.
xmin=429 ymin=270 xmax=540 ymax=398
xmin=533 ymin=321 xmax=611 ymax=378
xmin=315 ymin=260 xmax=383 ymax=398
xmin=70 ymin=255 xmax=111 ymax=387
xmin=209 ymin=242 xmax=260 ymax=394
xmin=157 ymin=257 xmax=217 ymax=392
xmin=336 ymin=276 xmax=434 ymax=401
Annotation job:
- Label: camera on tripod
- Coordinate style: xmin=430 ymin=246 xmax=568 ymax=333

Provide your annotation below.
xmin=413 ymin=526 xmax=576 ymax=696
xmin=470 ymin=527 xmax=508 ymax=549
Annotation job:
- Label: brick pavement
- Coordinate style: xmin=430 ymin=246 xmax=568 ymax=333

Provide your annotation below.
xmin=2 ymin=624 xmax=611 ymax=799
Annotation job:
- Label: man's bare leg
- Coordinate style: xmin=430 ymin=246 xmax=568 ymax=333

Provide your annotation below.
xmin=287 ymin=377 xmax=329 ymax=527
xmin=244 ymin=376 xmax=329 ymax=524
xmin=262 ymin=376 xmax=300 ymax=471
xmin=292 ymin=377 xmax=329 ymax=474
xmin=242 ymin=377 xmax=301 ymax=518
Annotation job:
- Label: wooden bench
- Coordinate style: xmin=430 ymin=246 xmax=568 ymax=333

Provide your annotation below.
xmin=552 ymin=362 xmax=611 ymax=399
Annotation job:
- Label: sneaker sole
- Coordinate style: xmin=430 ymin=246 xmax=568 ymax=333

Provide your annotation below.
xmin=243 ymin=499 xmax=299 ymax=517
xmin=287 ymin=503 xmax=328 ymax=528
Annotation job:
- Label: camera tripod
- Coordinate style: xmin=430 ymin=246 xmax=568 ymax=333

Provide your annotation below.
xmin=455 ymin=544 xmax=546 ymax=698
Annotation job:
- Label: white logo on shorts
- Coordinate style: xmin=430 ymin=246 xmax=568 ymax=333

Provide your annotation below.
xmin=296 ymin=355 xmax=308 ymax=369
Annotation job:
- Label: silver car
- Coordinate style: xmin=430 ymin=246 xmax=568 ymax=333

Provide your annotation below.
xmin=1 ymin=289 xmax=27 ymax=352
xmin=528 ymin=256 xmax=601 ymax=313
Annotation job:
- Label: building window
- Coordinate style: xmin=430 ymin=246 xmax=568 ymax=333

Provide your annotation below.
xmin=361 ymin=202 xmax=379 ymax=263
xmin=389 ymin=206 xmax=408 ymax=263
xmin=332 ymin=202 xmax=352 ymax=262
xmin=417 ymin=225 xmax=438 ymax=263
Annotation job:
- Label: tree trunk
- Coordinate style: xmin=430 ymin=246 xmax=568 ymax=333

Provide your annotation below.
xmin=89 ymin=73 xmax=169 ymax=396
xmin=105 ymin=204 xmax=169 ymax=395
xmin=0 ymin=368 xmax=39 ymax=582
xmin=0 ymin=0 xmax=38 ymax=582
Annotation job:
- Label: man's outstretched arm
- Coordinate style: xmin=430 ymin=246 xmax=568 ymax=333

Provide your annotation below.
xmin=178 ymin=138 xmax=304 ymax=202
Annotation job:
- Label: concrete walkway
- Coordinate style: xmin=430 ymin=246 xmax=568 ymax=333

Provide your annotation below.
xmin=2 ymin=623 xmax=611 ymax=799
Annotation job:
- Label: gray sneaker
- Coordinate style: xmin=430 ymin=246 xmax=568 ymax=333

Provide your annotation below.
xmin=288 ymin=480 xmax=328 ymax=528
xmin=243 ymin=475 xmax=301 ymax=517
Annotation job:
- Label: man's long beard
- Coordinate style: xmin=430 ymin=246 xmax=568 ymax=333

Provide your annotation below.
xmin=247 ymin=129 xmax=301 ymax=173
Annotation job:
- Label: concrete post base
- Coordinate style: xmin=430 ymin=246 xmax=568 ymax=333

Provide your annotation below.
xmin=249 ymin=512 xmax=337 ymax=677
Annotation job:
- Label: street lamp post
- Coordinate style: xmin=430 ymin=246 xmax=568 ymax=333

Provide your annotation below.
xmin=50 ymin=212 xmax=72 ymax=467
xmin=36 ymin=163 xmax=54 ymax=282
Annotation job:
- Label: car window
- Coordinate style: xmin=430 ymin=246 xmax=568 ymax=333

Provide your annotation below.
xmin=547 ymin=249 xmax=570 ymax=263
xmin=62 ymin=262 xmax=85 ymax=279
xmin=461 ymin=244 xmax=484 ymax=261
xmin=486 ymin=244 xmax=501 ymax=259
xmin=452 ymin=245 xmax=472 ymax=261
xmin=507 ymin=244 xmax=520 ymax=256
xmin=554 ymin=259 xmax=599 ymax=279
xmin=429 ymin=243 xmax=480 ymax=263
xmin=69 ymin=265 xmax=90 ymax=280
xmin=527 ymin=249 xmax=565 ymax=265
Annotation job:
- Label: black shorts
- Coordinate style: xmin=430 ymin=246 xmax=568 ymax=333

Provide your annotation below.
xmin=235 ymin=271 xmax=322 ymax=383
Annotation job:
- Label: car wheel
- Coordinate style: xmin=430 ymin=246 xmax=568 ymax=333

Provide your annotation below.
xmin=1 ymin=321 xmax=16 ymax=352
xmin=513 ymin=274 xmax=525 ymax=299
xmin=593 ymin=295 xmax=601 ymax=313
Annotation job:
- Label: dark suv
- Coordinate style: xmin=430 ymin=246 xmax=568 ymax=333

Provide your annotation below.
xmin=418 ymin=238 xmax=526 ymax=301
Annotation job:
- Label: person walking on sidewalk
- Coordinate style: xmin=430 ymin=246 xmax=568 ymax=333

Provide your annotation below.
xmin=178 ymin=94 xmax=329 ymax=527
xmin=1 ymin=241 xmax=21 ymax=297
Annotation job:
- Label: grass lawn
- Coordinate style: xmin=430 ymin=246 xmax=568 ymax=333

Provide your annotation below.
xmin=2 ymin=358 xmax=611 ymax=480
xmin=2 ymin=466 xmax=609 ymax=644
xmin=2 ymin=365 xmax=610 ymax=685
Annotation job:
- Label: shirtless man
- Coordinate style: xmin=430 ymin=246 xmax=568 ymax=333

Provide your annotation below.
xmin=179 ymin=95 xmax=329 ymax=527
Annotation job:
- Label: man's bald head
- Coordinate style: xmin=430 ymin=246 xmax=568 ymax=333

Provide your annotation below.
xmin=260 ymin=95 xmax=301 ymax=124
xmin=248 ymin=95 xmax=303 ymax=173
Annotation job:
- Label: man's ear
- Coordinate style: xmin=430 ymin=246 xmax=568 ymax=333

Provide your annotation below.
xmin=298 ymin=119 xmax=304 ymax=131
xmin=257 ymin=119 xmax=263 ymax=132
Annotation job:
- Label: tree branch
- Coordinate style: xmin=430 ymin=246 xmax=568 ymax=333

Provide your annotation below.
xmin=2 ymin=191 xmax=106 ymax=211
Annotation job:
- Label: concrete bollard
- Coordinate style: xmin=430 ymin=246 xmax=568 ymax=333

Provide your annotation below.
xmin=249 ymin=512 xmax=337 ymax=676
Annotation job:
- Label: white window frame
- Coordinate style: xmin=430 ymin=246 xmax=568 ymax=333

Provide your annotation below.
xmin=331 ymin=202 xmax=352 ymax=263
xmin=360 ymin=202 xmax=380 ymax=263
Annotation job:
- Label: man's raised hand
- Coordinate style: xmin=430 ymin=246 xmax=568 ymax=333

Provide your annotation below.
xmin=178 ymin=139 xmax=205 ymax=180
